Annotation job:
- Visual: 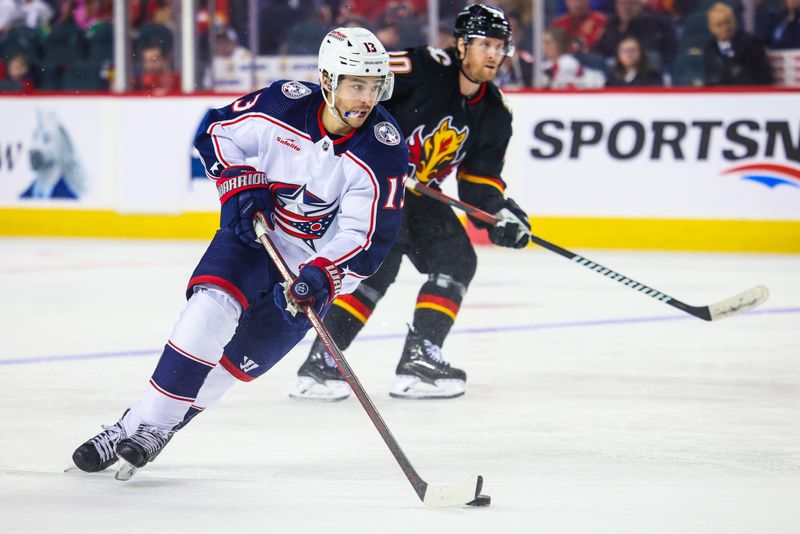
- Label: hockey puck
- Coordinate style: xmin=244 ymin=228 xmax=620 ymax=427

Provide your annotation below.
xmin=466 ymin=494 xmax=492 ymax=507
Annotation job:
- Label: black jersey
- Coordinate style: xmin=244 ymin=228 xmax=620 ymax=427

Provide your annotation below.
xmin=386 ymin=46 xmax=513 ymax=215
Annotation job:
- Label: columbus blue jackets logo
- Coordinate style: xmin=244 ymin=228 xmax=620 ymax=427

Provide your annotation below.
xmin=374 ymin=121 xmax=402 ymax=146
xmin=281 ymin=81 xmax=312 ymax=99
xmin=271 ymin=182 xmax=338 ymax=250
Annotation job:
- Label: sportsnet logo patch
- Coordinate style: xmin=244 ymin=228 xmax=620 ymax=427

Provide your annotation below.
xmin=374 ymin=122 xmax=402 ymax=146
xmin=281 ymin=81 xmax=312 ymax=99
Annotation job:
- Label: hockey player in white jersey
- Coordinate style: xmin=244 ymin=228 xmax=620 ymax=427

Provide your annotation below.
xmin=71 ymin=27 xmax=408 ymax=479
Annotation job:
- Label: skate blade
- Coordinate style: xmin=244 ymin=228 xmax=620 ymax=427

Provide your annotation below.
xmin=389 ymin=375 xmax=465 ymax=399
xmin=289 ymin=377 xmax=351 ymax=402
xmin=114 ymin=458 xmax=139 ymax=481
xmin=66 ymin=457 xmax=121 ymax=474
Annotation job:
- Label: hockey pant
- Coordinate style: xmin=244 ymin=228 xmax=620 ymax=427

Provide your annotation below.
xmin=310 ymin=196 xmax=477 ymax=357
xmin=121 ymin=228 xmax=319 ymax=434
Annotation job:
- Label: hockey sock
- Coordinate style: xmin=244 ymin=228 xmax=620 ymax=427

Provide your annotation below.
xmin=320 ymin=284 xmax=382 ymax=352
xmin=133 ymin=285 xmax=241 ymax=431
xmin=411 ymin=274 xmax=468 ymax=347
xmin=172 ymin=363 xmax=239 ymax=430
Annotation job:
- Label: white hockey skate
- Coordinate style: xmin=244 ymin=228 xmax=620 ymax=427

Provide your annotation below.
xmin=289 ymin=351 xmax=351 ymax=401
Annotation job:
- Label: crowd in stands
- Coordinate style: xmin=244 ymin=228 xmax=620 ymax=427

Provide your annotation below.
xmin=540 ymin=0 xmax=799 ymax=87
xmin=0 ymin=0 xmax=181 ymax=93
xmin=0 ymin=0 xmax=798 ymax=93
xmin=0 ymin=0 xmax=114 ymax=92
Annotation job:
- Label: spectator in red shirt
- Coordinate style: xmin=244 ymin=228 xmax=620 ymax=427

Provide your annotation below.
xmin=0 ymin=54 xmax=35 ymax=93
xmin=137 ymin=42 xmax=181 ymax=95
xmin=342 ymin=0 xmax=424 ymax=23
xmin=551 ymin=0 xmax=608 ymax=52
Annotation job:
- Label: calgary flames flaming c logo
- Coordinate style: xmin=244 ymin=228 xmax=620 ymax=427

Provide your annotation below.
xmin=406 ymin=116 xmax=469 ymax=187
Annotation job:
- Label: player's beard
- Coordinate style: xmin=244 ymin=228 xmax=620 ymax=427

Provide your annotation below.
xmin=462 ymin=59 xmax=500 ymax=83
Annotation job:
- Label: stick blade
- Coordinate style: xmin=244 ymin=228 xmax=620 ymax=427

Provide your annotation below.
xmin=422 ymin=475 xmax=483 ymax=508
xmin=708 ymin=285 xmax=770 ymax=321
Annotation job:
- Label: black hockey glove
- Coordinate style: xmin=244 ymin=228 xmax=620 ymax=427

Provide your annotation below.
xmin=489 ymin=198 xmax=531 ymax=249
xmin=216 ymin=165 xmax=274 ymax=249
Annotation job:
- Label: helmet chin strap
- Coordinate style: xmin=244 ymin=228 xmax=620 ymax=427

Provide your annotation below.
xmin=459 ymin=64 xmax=482 ymax=86
xmin=329 ymin=103 xmax=355 ymax=131
xmin=457 ymin=39 xmax=483 ymax=88
xmin=321 ymin=88 xmax=356 ymax=132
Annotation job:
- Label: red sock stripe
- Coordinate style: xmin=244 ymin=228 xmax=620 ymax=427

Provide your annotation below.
xmin=336 ymin=294 xmax=373 ymax=320
xmin=149 ymin=378 xmax=195 ymax=403
xmin=416 ymin=294 xmax=460 ymax=315
xmin=219 ymin=355 xmax=255 ymax=382
xmin=168 ymin=340 xmax=217 ymax=368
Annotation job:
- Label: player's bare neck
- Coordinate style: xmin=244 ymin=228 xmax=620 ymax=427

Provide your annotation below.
xmin=458 ymin=70 xmax=482 ymax=99
xmin=322 ymin=106 xmax=354 ymax=136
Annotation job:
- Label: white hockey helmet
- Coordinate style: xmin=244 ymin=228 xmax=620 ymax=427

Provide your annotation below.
xmin=318 ymin=27 xmax=394 ymax=109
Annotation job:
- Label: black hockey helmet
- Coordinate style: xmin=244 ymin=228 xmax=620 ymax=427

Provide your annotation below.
xmin=453 ymin=4 xmax=514 ymax=56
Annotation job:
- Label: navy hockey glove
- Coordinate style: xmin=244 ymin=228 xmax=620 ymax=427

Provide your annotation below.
xmin=216 ymin=165 xmax=274 ymax=248
xmin=274 ymin=257 xmax=343 ymax=326
xmin=489 ymin=198 xmax=531 ymax=249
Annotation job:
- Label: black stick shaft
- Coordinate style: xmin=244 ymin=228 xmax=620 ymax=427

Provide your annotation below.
xmin=407 ymin=180 xmax=711 ymax=320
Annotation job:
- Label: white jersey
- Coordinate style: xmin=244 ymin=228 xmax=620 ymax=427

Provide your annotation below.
xmin=195 ymin=80 xmax=409 ymax=294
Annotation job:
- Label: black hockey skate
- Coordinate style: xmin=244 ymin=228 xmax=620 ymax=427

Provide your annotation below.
xmin=72 ymin=413 xmax=128 ymax=473
xmin=114 ymin=424 xmax=173 ymax=481
xmin=289 ymin=347 xmax=350 ymax=401
xmin=389 ymin=328 xmax=466 ymax=399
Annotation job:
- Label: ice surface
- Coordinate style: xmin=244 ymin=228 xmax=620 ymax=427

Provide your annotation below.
xmin=0 ymin=238 xmax=798 ymax=534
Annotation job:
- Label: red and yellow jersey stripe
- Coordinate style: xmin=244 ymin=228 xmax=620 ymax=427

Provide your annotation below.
xmin=456 ymin=170 xmax=506 ymax=194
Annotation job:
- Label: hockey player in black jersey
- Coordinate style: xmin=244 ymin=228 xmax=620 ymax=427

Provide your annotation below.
xmin=291 ymin=4 xmax=531 ymax=401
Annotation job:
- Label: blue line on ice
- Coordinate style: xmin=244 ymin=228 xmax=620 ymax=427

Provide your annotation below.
xmin=2 ymin=307 xmax=798 ymax=366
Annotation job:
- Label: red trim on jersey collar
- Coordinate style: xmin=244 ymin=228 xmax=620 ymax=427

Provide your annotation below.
xmin=317 ymin=102 xmax=358 ymax=145
xmin=466 ymin=83 xmax=487 ymax=105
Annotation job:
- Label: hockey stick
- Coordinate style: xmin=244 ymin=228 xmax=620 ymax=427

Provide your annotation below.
xmin=253 ymin=213 xmax=490 ymax=508
xmin=407 ymin=180 xmax=769 ymax=321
